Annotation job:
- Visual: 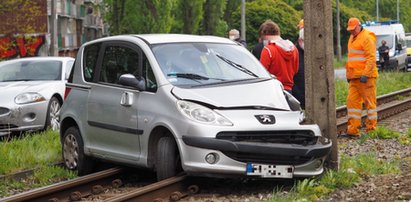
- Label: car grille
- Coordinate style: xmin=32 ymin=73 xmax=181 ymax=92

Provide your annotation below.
xmin=216 ymin=130 xmax=317 ymax=165
xmin=0 ymin=107 xmax=10 ymax=116
xmin=216 ymin=130 xmax=318 ymax=146
xmin=221 ymin=151 xmax=313 ymax=165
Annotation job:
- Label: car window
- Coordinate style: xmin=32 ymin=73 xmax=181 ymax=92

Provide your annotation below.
xmin=376 ymin=35 xmax=394 ymax=49
xmin=65 ymin=60 xmax=74 ymax=80
xmin=100 ymin=46 xmax=139 ymax=84
xmin=152 ymin=43 xmax=269 ymax=87
xmin=83 ymin=43 xmax=101 ymax=82
xmin=0 ymin=60 xmax=61 ymax=81
xmin=143 ymin=55 xmax=157 ymax=92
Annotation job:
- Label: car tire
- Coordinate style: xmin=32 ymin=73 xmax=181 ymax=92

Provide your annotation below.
xmin=156 ymin=136 xmax=181 ymax=181
xmin=44 ymin=97 xmax=61 ymax=131
xmin=62 ymin=126 xmax=94 ymax=176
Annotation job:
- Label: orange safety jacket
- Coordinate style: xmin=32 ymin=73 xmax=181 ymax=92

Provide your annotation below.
xmin=346 ymin=28 xmax=378 ymax=79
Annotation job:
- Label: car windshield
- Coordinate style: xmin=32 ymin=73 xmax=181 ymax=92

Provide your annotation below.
xmin=0 ymin=60 xmax=62 ymax=82
xmin=376 ymin=35 xmax=394 ymax=49
xmin=152 ymin=43 xmax=270 ymax=87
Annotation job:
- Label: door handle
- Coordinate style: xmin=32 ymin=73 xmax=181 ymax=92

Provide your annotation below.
xmin=120 ymin=92 xmax=134 ymax=106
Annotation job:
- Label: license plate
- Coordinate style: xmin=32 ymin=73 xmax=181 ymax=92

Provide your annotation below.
xmin=246 ymin=163 xmax=294 ymax=178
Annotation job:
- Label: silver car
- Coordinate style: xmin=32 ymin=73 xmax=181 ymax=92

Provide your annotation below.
xmin=60 ymin=34 xmax=331 ymax=180
xmin=0 ymin=57 xmax=74 ymax=136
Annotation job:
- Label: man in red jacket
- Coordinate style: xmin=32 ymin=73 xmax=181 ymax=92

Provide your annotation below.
xmin=259 ymin=20 xmax=299 ymax=93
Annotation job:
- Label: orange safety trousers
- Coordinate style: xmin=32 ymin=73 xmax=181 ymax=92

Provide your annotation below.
xmin=346 ymin=78 xmax=377 ymax=135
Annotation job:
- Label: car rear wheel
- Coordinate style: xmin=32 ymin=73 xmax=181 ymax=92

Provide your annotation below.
xmin=62 ymin=126 xmax=94 ymax=175
xmin=156 ymin=136 xmax=181 ymax=181
xmin=44 ymin=97 xmax=61 ymax=131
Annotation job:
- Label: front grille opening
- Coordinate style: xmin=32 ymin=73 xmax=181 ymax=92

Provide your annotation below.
xmin=216 ymin=130 xmax=317 ymax=146
xmin=223 ymin=151 xmax=313 ymax=165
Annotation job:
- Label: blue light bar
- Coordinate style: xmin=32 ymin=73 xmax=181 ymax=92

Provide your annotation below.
xmin=363 ymin=20 xmax=399 ymax=26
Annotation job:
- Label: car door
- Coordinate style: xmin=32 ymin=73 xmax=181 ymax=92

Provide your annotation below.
xmin=86 ymin=41 xmax=142 ymax=162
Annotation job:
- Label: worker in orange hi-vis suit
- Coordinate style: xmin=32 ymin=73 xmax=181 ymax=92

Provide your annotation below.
xmin=345 ymin=17 xmax=379 ymax=137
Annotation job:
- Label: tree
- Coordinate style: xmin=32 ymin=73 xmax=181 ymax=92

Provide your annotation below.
xmin=201 ymin=0 xmax=228 ymax=36
xmin=231 ymin=0 xmax=301 ymax=49
xmin=104 ymin=0 xmax=176 ymax=34
xmin=224 ymin=0 xmax=241 ymax=29
xmin=173 ymin=0 xmax=204 ymax=34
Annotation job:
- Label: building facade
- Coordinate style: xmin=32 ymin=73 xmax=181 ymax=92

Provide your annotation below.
xmin=0 ymin=0 xmax=105 ymax=60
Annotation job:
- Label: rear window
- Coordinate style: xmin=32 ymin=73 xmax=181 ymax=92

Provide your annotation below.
xmin=83 ymin=43 xmax=101 ymax=82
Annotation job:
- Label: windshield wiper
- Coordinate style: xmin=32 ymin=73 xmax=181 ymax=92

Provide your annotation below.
xmin=216 ymin=54 xmax=258 ymax=77
xmin=167 ymin=73 xmax=226 ymax=81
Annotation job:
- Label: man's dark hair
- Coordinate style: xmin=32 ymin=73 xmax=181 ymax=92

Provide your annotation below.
xmin=261 ymin=20 xmax=280 ymax=36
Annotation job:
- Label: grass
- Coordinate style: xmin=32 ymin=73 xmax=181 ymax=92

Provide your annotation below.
xmin=268 ymin=153 xmax=400 ymax=201
xmin=333 ymin=56 xmax=347 ymax=69
xmin=335 ymin=71 xmax=411 ymax=106
xmin=0 ymin=165 xmax=76 ymax=197
xmin=0 ymin=130 xmax=62 ymax=175
xmin=0 ymin=130 xmax=77 ymax=197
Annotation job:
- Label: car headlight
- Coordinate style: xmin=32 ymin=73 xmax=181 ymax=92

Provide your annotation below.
xmin=176 ymin=100 xmax=233 ymax=126
xmin=15 ymin=92 xmax=46 ymax=104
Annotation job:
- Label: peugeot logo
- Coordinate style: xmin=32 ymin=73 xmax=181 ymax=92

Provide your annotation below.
xmin=255 ymin=115 xmax=275 ymax=124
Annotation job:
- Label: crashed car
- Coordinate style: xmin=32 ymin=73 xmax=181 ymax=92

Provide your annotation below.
xmin=0 ymin=57 xmax=74 ymax=136
xmin=60 ymin=34 xmax=332 ymax=180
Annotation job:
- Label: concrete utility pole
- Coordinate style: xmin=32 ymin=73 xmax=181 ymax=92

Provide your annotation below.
xmin=336 ymin=0 xmax=342 ymax=62
xmin=50 ymin=0 xmax=58 ymax=56
xmin=376 ymin=0 xmax=379 ymax=21
xmin=397 ymin=0 xmax=400 ymax=22
xmin=240 ymin=0 xmax=246 ymax=41
xmin=304 ymin=0 xmax=338 ymax=169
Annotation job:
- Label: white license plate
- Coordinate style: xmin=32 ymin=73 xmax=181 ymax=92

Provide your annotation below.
xmin=246 ymin=163 xmax=294 ymax=178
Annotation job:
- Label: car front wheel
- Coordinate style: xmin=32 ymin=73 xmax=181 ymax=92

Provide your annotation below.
xmin=62 ymin=126 xmax=94 ymax=175
xmin=156 ymin=136 xmax=181 ymax=181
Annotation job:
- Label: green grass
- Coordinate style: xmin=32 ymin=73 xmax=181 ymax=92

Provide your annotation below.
xmin=0 ymin=130 xmax=62 ymax=175
xmin=0 ymin=165 xmax=76 ymax=197
xmin=333 ymin=56 xmax=347 ymax=69
xmin=356 ymin=126 xmax=410 ymax=145
xmin=368 ymin=126 xmax=400 ymax=139
xmin=268 ymin=153 xmax=400 ymax=201
xmin=335 ymin=71 xmax=411 ymax=106
xmin=0 ymin=130 xmax=77 ymax=198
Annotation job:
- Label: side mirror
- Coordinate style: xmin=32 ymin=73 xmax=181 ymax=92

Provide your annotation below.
xmin=118 ymin=74 xmax=146 ymax=91
xmin=396 ymin=44 xmax=403 ymax=51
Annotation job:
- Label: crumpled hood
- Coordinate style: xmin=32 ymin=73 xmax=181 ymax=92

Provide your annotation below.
xmin=269 ymin=39 xmax=296 ymax=60
xmin=171 ymin=79 xmax=290 ymax=110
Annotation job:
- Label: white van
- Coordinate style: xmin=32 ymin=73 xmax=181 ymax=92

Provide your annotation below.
xmin=364 ymin=21 xmax=407 ymax=71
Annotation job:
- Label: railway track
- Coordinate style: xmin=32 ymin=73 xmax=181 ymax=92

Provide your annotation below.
xmin=1 ymin=167 xmax=198 ymax=202
xmin=2 ymin=88 xmax=411 ymax=202
xmin=336 ymin=87 xmax=411 ymax=134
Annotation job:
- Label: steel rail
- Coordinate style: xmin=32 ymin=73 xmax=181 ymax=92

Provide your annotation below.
xmin=1 ymin=167 xmax=124 ymax=202
xmin=106 ymin=174 xmax=198 ymax=202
